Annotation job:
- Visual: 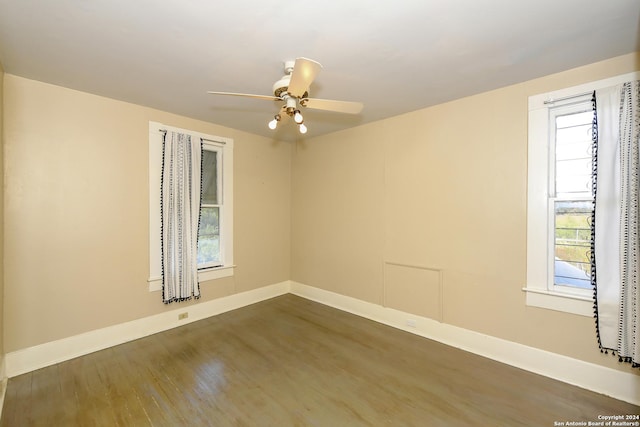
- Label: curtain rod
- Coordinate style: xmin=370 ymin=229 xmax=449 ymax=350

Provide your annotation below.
xmin=201 ymin=137 xmax=226 ymax=145
xmin=543 ymin=91 xmax=593 ymax=105
xmin=157 ymin=129 xmax=226 ymax=145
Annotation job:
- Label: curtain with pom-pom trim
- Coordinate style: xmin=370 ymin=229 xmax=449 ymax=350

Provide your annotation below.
xmin=161 ymin=131 xmax=202 ymax=304
xmin=594 ymin=81 xmax=639 ymax=367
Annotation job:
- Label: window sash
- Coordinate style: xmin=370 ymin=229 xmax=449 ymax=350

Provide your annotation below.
xmin=198 ymin=143 xmax=224 ymax=269
xmin=549 ymin=198 xmax=593 ymax=293
xmin=198 ymin=205 xmax=221 ymax=269
xmin=547 ymin=102 xmax=594 ymax=296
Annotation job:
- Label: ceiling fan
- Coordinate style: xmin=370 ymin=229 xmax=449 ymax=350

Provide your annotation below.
xmin=207 ymin=57 xmax=363 ymax=134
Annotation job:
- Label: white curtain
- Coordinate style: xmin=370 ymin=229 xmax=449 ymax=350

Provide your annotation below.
xmin=594 ymin=81 xmax=640 ymax=366
xmin=161 ymin=131 xmax=202 ymax=303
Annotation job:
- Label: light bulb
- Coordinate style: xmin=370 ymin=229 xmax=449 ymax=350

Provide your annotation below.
xmin=293 ymin=110 xmax=304 ymax=124
xmin=268 ymin=115 xmax=280 ymax=130
xmin=299 ymin=123 xmax=307 ymax=134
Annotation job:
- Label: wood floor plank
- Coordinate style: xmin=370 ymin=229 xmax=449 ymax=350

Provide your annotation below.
xmin=28 ymin=365 xmax=66 ymax=427
xmin=111 ymin=338 xmax=174 ymax=427
xmin=56 ymin=361 xmax=83 ymax=426
xmin=1 ymin=294 xmax=638 ymax=426
xmin=69 ymin=353 xmax=120 ymax=427
xmin=91 ymin=347 xmax=152 ymax=427
xmin=0 ymin=370 xmax=31 ymax=427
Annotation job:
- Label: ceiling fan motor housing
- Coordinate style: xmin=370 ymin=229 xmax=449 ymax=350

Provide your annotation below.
xmin=273 ymin=60 xmax=309 ymax=99
xmin=273 ymin=78 xmax=309 ymax=101
xmin=273 ymin=75 xmax=291 ymax=98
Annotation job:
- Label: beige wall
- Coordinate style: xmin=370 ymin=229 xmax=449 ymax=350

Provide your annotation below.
xmin=3 ymin=75 xmax=291 ymax=352
xmin=292 ymin=52 xmax=640 ymax=374
xmin=0 ymin=62 xmax=4 ymax=359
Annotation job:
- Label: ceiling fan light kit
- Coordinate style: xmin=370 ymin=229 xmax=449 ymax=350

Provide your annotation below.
xmin=268 ymin=114 xmax=281 ymax=130
xmin=208 ymin=57 xmax=363 ymax=135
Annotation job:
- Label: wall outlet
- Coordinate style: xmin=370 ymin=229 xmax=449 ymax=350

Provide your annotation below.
xmin=406 ymin=319 xmax=417 ymax=328
xmin=178 ymin=312 xmax=188 ymax=320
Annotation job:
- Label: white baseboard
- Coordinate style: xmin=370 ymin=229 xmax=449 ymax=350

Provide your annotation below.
xmin=289 ymin=281 xmax=640 ymax=406
xmin=5 ymin=280 xmax=638 ymax=406
xmin=5 ymin=281 xmax=290 ymax=378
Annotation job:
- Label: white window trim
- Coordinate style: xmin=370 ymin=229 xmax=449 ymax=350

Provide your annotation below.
xmin=525 ymin=71 xmax=639 ymax=316
xmin=148 ymin=121 xmax=234 ymax=292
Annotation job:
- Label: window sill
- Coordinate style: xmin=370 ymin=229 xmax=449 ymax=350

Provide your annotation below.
xmin=148 ymin=265 xmax=235 ymax=292
xmin=522 ymin=287 xmax=593 ymax=317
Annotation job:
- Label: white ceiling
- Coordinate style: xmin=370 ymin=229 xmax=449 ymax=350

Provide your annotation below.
xmin=0 ymin=1 xmax=638 ymax=141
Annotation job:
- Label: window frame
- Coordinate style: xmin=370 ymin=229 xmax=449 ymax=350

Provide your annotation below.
xmin=148 ymin=121 xmax=234 ymax=292
xmin=525 ymin=71 xmax=638 ymax=316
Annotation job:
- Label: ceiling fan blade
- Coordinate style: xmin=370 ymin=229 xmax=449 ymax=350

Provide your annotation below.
xmin=287 ymin=57 xmax=322 ymax=98
xmin=207 ymin=91 xmax=280 ymax=101
xmin=302 ymin=98 xmax=363 ymax=114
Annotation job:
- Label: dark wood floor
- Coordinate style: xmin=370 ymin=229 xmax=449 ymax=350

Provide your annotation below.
xmin=1 ymin=294 xmax=638 ymax=426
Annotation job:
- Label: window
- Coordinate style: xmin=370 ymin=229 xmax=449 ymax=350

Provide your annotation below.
xmin=550 ymin=105 xmax=594 ymax=292
xmin=525 ymin=72 xmax=637 ymax=316
xmin=148 ymin=122 xmax=234 ymax=291
xmin=199 ymin=147 xmax=222 ymax=268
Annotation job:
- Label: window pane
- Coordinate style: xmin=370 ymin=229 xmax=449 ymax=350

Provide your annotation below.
xmin=554 ymin=200 xmax=593 ymax=289
xmin=556 ymin=158 xmax=592 ymax=194
xmin=198 ymin=206 xmax=220 ymax=265
xmin=555 ymin=111 xmax=593 ymax=128
xmin=555 ymin=110 xmax=594 ymax=198
xmin=202 ymin=150 xmax=218 ymax=205
xmin=555 ymin=123 xmax=592 ymax=146
xmin=555 ymin=130 xmax=591 ymax=161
